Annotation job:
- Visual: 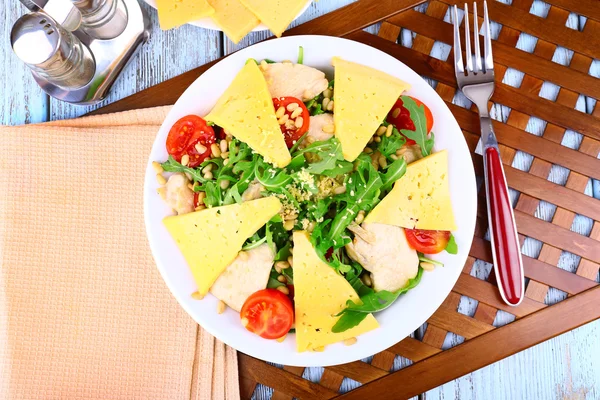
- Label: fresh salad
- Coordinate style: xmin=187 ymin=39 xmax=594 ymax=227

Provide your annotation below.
xmin=154 ymin=49 xmax=457 ymax=352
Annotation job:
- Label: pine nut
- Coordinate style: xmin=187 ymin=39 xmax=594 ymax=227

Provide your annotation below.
xmin=285 ymin=120 xmax=296 ymax=130
xmin=157 ymin=187 xmax=166 ymax=200
xmin=195 ymin=205 xmax=206 ymax=212
xmin=302 ymin=90 xmax=312 ymax=100
xmin=260 ymin=60 xmax=268 ymax=70
xmin=276 ymin=335 xmax=287 ymax=343
xmin=322 ymin=98 xmax=331 ymax=110
xmin=278 ymin=114 xmax=289 ymax=125
xmin=322 ymin=124 xmax=335 ymax=133
xmin=284 ymin=212 xmax=298 ymax=221
xmin=211 ymin=143 xmax=221 ymax=157
xmin=276 ymin=106 xmax=286 ymax=118
xmin=323 ymin=88 xmax=333 ymax=99
xmin=385 ymin=124 xmax=394 ymax=137
xmin=187 ymin=183 xmax=194 ymax=190
xmin=276 ymin=285 xmax=289 ymax=295
xmin=376 ymin=125 xmax=387 ymax=136
xmin=220 ymin=180 xmax=230 ymax=189
xmin=195 ymin=143 xmax=207 ymax=153
xmin=223 ymin=159 xmax=229 ymax=166
xmin=361 ymin=273 xmax=372 ymax=287
xmin=156 ymin=174 xmax=167 ymax=185
xmin=378 ymin=155 xmax=388 ymax=169
xmin=241 ymin=317 xmax=249 ymax=327
xmin=152 ymin=161 xmax=163 ymax=174
xmin=286 ymin=103 xmax=299 ymax=112
xmin=202 ymin=164 xmax=213 ymax=174
xmin=191 ymin=291 xmax=205 ymax=300
xmin=390 ymin=154 xmax=399 ymax=160
xmin=217 ymin=300 xmax=226 ymax=314
xmin=287 ymin=256 xmax=294 ymax=267
xmin=289 ymin=247 xmax=293 ymax=254
xmin=368 ymin=137 xmax=374 ymax=144
xmin=238 ymin=251 xmax=248 ymax=261
xmin=277 ymin=275 xmax=287 ymax=283
xmin=392 ymin=107 xmax=401 ymax=118
xmin=307 ymin=221 xmax=316 ymax=232
xmin=197 ymin=191 xmax=206 ymax=204
xmin=203 ymin=171 xmax=213 ymax=180
xmin=220 ymin=151 xmax=229 ymax=159
xmin=220 ymin=139 xmax=228 ymax=153
xmin=333 ymin=185 xmax=347 ymax=195
xmin=283 ymin=219 xmax=295 ymax=231
xmin=374 ymin=136 xmax=381 ymax=143
xmin=181 ymin=154 xmax=190 ymax=166
xmin=343 ymin=337 xmax=357 ymax=346
xmin=326 ymin=100 xmax=334 ymax=111
xmin=355 ymin=210 xmax=365 ymax=224
xmin=363 ymin=147 xmax=373 ymax=154
xmin=396 ymin=147 xmax=407 ymax=156
xmin=291 ymin=107 xmax=303 ymax=119
xmin=275 ymin=261 xmax=290 ymax=271
xmin=294 ymin=117 xmax=304 ymax=129
xmin=421 ymin=262 xmax=435 ymax=271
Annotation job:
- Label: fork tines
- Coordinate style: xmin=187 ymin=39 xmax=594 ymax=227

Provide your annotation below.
xmin=453 ymin=1 xmax=494 ymax=75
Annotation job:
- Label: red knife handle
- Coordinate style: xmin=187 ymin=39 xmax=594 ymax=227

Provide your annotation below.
xmin=484 ymin=147 xmax=524 ymax=306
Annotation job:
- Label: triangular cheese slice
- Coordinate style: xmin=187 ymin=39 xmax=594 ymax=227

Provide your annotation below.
xmin=365 ymin=150 xmax=457 ymax=231
xmin=293 ymin=231 xmax=379 ymax=352
xmin=208 ymin=0 xmax=260 ymax=44
xmin=240 ymin=0 xmax=309 ymax=37
xmin=205 ymin=60 xmax=291 ymax=168
xmin=163 ymin=197 xmax=282 ymax=295
xmin=156 ymin=0 xmax=214 ymax=30
xmin=332 ymin=57 xmax=411 ymax=161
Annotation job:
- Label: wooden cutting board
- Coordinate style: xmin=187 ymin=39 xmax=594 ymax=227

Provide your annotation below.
xmin=92 ymin=0 xmax=600 ymax=398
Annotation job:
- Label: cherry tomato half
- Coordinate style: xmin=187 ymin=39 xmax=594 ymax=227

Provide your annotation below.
xmin=166 ymin=115 xmax=216 ymax=168
xmin=273 ymin=97 xmax=310 ymax=148
xmin=405 ymin=229 xmax=451 ymax=254
xmin=386 ymin=96 xmax=434 ymax=146
xmin=240 ymin=289 xmax=294 ymax=339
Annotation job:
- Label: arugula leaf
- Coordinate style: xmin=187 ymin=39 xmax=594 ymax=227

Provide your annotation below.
xmin=378 ymin=128 xmax=406 ymax=158
xmin=161 ymin=156 xmax=204 ymax=182
xmin=254 ymin=159 xmax=293 ymax=191
xmin=418 ymin=254 xmax=444 ymax=266
xmin=242 ymin=235 xmax=266 ymax=250
xmin=275 ymin=241 xmax=292 ymax=261
xmin=267 ymin=268 xmax=285 ymax=289
xmin=294 ymin=137 xmax=353 ymax=177
xmin=424 ymin=131 xmax=435 ymax=155
xmin=379 ymin=157 xmax=406 ymax=192
xmin=398 ymin=96 xmax=433 ymax=157
xmin=445 ymin=233 xmax=458 ymax=255
xmin=298 ymin=46 xmax=304 ymax=64
xmin=331 ymin=268 xmax=424 ymax=333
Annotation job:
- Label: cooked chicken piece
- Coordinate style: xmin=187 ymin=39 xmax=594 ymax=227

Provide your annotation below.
xmin=306 ymin=113 xmax=334 ymax=143
xmin=210 ymin=243 xmax=275 ymax=312
xmin=164 ymin=173 xmax=195 ymax=215
xmin=346 ymin=223 xmax=419 ymax=292
xmin=241 ymin=181 xmax=265 ymax=202
xmin=399 ymin=144 xmax=424 ymax=164
xmin=262 ymin=63 xmax=329 ymax=101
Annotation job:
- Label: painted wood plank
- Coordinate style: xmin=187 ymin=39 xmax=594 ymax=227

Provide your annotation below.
xmin=0 ymin=3 xmax=48 ymax=125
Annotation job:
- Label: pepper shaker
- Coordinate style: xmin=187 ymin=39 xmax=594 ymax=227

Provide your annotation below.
xmin=69 ymin=0 xmax=128 ymax=39
xmin=11 ymin=12 xmax=96 ymax=90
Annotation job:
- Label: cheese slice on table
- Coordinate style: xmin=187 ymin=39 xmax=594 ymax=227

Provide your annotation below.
xmin=293 ymin=231 xmax=379 ymax=352
xmin=240 ymin=0 xmax=309 ymax=37
xmin=163 ymin=197 xmax=282 ymax=295
xmin=205 ymin=60 xmax=291 ymax=168
xmin=365 ymin=150 xmax=457 ymax=231
xmin=332 ymin=57 xmax=411 ymax=161
xmin=156 ymin=0 xmax=215 ymax=30
xmin=208 ymin=0 xmax=260 ymax=44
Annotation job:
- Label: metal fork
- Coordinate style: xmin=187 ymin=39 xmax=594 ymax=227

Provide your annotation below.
xmin=453 ymin=2 xmax=524 ymax=306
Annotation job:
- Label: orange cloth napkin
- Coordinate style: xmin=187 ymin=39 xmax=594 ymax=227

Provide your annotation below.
xmin=0 ymin=108 xmax=240 ymax=400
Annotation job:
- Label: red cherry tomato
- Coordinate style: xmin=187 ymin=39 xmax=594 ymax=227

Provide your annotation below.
xmin=405 ymin=229 xmax=451 ymax=254
xmin=240 ymin=289 xmax=294 ymax=339
xmin=386 ymin=97 xmax=434 ymax=146
xmin=272 ymin=97 xmax=310 ymax=148
xmin=166 ymin=115 xmax=216 ymax=168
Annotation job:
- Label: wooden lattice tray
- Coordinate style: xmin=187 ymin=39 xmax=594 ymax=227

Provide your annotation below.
xmin=92 ymin=0 xmax=600 ymax=398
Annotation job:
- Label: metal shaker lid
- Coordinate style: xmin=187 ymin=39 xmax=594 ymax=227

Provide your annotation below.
xmin=11 ymin=12 xmax=63 ymax=67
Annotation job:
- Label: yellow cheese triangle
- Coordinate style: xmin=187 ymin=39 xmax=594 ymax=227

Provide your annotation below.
xmin=205 ymin=60 xmax=291 ymax=168
xmin=240 ymin=0 xmax=309 ymax=37
xmin=332 ymin=57 xmax=411 ymax=161
xmin=208 ymin=0 xmax=260 ymax=44
xmin=365 ymin=150 xmax=457 ymax=231
xmin=156 ymin=0 xmax=215 ymax=30
xmin=293 ymin=231 xmax=379 ymax=352
xmin=163 ymin=197 xmax=282 ymax=295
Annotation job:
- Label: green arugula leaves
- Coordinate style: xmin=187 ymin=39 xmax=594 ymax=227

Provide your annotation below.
xmin=445 ymin=234 xmax=458 ymax=255
xmin=398 ymin=96 xmax=434 ymax=157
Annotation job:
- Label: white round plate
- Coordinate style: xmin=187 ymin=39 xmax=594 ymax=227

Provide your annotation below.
xmin=144 ymin=35 xmax=477 ymax=367
xmin=143 ymin=0 xmax=311 ymax=32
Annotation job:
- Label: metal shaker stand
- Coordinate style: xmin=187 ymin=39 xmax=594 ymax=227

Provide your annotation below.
xmin=12 ymin=0 xmax=150 ymax=105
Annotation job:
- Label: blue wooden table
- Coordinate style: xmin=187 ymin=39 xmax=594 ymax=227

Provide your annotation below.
xmin=2 ymin=0 xmax=599 ymax=398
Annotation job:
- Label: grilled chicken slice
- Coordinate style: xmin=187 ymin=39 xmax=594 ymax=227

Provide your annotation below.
xmin=307 ymin=113 xmax=334 ymax=143
xmin=163 ymin=173 xmax=195 ymax=215
xmin=346 ymin=223 xmax=419 ymax=292
xmin=210 ymin=243 xmax=275 ymax=312
xmin=241 ymin=181 xmax=265 ymax=202
xmin=399 ymin=143 xmax=423 ymax=164
xmin=261 ymin=62 xmax=329 ymax=101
